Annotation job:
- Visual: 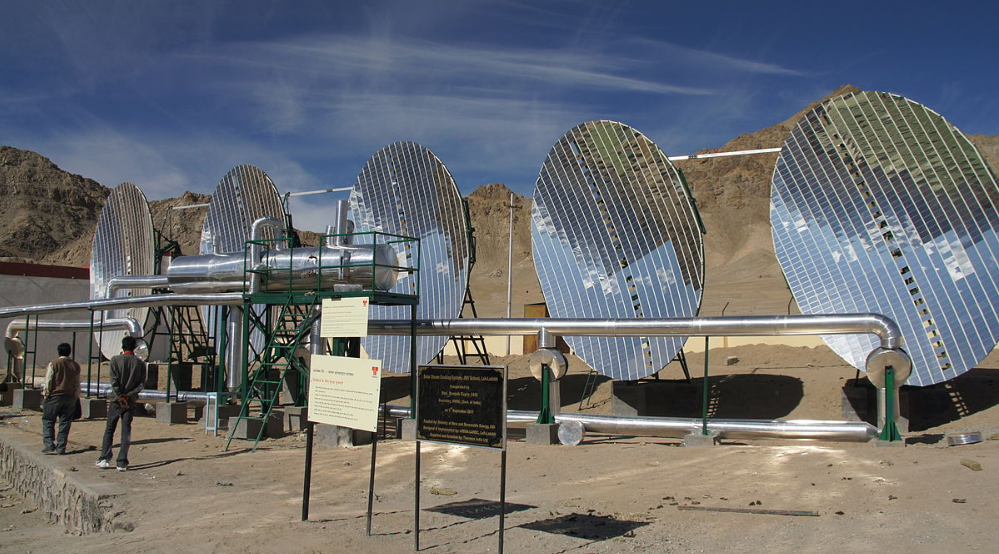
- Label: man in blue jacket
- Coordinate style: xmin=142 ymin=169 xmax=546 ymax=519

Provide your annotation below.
xmin=96 ymin=336 xmax=146 ymax=471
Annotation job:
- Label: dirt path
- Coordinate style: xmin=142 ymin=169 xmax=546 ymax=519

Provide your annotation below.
xmin=2 ymin=344 xmax=999 ymax=553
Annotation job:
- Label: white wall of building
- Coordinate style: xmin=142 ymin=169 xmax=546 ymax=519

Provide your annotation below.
xmin=0 ymin=273 xmax=90 ymax=373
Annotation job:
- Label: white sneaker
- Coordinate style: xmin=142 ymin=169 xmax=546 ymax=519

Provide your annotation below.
xmin=116 ymin=466 xmax=127 ymax=472
xmin=95 ymin=459 xmax=111 ymax=469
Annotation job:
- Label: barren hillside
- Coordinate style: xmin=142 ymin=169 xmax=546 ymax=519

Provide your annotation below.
xmin=0 ymin=146 xmax=108 ymax=264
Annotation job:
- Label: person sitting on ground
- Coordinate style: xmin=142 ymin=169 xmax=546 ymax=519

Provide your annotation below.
xmin=41 ymin=343 xmax=81 ymax=455
xmin=96 ymin=336 xmax=146 ymax=471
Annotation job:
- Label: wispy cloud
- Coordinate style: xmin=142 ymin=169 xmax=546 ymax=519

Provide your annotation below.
xmin=198 ymin=33 xmax=715 ymax=98
xmin=621 ymin=37 xmax=805 ymax=77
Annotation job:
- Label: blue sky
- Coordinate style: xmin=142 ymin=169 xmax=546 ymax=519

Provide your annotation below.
xmin=3 ymin=0 xmax=998 ymax=231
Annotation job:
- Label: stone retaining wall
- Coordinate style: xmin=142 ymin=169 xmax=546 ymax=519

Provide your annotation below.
xmin=0 ymin=430 xmax=125 ymax=534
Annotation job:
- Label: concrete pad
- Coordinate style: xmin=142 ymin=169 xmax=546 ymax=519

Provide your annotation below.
xmin=79 ymin=398 xmax=107 ymax=419
xmin=231 ymin=417 xmax=265 ymax=440
xmin=231 ymin=413 xmax=283 ymax=439
xmin=13 ymin=388 xmax=42 ymax=411
xmin=1 ymin=382 xmax=22 ymax=406
xmin=874 ymin=440 xmax=906 ymax=448
xmin=154 ymin=401 xmax=189 ymax=424
xmin=526 ymin=422 xmax=560 ymax=445
xmin=200 ymin=403 xmax=241 ymax=430
xmin=400 ymin=418 xmax=417 ymax=441
xmin=283 ymin=406 xmax=307 ymax=432
xmin=683 ymin=432 xmax=720 ymax=447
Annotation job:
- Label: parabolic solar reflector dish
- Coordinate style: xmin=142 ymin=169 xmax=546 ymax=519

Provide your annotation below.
xmin=350 ymin=142 xmax=469 ymax=373
xmin=532 ymin=120 xmax=705 ymax=380
xmin=201 ymin=165 xmax=285 ymax=256
xmin=771 ymin=90 xmax=999 ymax=387
xmin=201 ymin=165 xmax=285 ymax=365
xmin=90 ymin=182 xmax=155 ymax=358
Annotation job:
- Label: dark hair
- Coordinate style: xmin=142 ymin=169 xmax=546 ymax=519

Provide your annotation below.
xmin=57 ymin=343 xmax=71 ymax=357
xmin=121 ymin=336 xmax=137 ymax=352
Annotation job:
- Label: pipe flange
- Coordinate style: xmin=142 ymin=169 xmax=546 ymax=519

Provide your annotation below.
xmin=864 ymin=347 xmax=912 ymax=388
xmin=528 ymin=348 xmax=568 ymax=381
xmin=133 ymin=339 xmax=150 ymax=362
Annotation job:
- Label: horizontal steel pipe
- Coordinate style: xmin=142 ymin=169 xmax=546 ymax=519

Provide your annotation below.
xmin=0 ymin=293 xmax=245 ymax=319
xmin=368 ymin=314 xmax=903 ymax=350
xmin=105 ymin=275 xmax=170 ymax=296
xmin=81 ymin=381 xmax=213 ymax=406
xmin=383 ymin=406 xmax=878 ymax=442
xmin=5 ymin=317 xmax=143 ymax=339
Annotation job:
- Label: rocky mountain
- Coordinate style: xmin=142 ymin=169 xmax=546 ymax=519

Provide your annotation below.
xmin=0 ymin=146 xmax=108 ymax=264
xmin=3 ymin=85 xmax=999 ymax=320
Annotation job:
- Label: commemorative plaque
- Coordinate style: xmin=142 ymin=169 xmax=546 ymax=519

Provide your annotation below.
xmin=416 ymin=365 xmax=507 ymax=450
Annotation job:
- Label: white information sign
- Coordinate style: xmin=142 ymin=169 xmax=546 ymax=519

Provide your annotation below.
xmin=321 ymin=297 xmax=370 ymax=338
xmin=307 ymin=355 xmax=383 ymax=432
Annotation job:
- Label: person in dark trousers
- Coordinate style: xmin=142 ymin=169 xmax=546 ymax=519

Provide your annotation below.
xmin=41 ymin=343 xmax=81 ymax=455
xmin=96 ymin=336 xmax=146 ymax=471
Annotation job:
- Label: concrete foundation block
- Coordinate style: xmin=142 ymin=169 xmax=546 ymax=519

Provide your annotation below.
xmin=229 ymin=411 xmax=284 ymax=440
xmin=526 ymin=422 xmax=560 ymax=445
xmin=13 ymin=388 xmax=42 ymax=411
xmin=154 ymin=401 xmax=188 ymax=424
xmin=202 ymin=404 xmax=242 ymax=430
xmin=232 ymin=417 xmax=264 ymax=440
xmin=79 ymin=398 xmax=107 ymax=419
xmin=283 ymin=406 xmax=307 ymax=432
xmin=874 ymin=440 xmax=906 ymax=448
xmin=315 ymin=424 xmax=373 ymax=448
xmin=683 ymin=432 xmax=720 ymax=447
xmin=400 ymin=418 xmax=417 ymax=441
xmin=1 ymin=382 xmax=22 ymax=406
xmin=264 ymin=410 xmax=285 ymax=437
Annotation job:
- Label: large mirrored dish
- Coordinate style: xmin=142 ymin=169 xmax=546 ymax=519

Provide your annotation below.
xmin=201 ymin=165 xmax=285 ymax=256
xmin=351 ymin=142 xmax=469 ymax=373
xmin=90 ymin=182 xmax=155 ymax=358
xmin=201 ymin=165 xmax=285 ymax=377
xmin=532 ymin=120 xmax=705 ymax=381
xmin=771 ymin=90 xmax=999 ymax=387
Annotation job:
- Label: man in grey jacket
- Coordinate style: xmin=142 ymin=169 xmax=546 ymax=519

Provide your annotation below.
xmin=96 ymin=336 xmax=146 ymax=471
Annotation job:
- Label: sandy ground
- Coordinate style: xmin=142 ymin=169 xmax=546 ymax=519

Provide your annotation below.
xmin=2 ymin=344 xmax=999 ymax=554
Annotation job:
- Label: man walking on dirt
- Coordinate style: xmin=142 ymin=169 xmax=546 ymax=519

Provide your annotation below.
xmin=41 ymin=343 xmax=81 ymax=455
xmin=96 ymin=336 xmax=146 ymax=471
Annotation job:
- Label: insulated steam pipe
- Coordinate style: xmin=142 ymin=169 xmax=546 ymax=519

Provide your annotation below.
xmin=0 ymin=293 xmax=245 ymax=319
xmin=105 ymin=275 xmax=171 ymax=297
xmin=383 ymin=405 xmax=878 ymax=442
xmin=81 ymin=381 xmax=213 ymax=405
xmin=5 ymin=317 xmax=143 ymax=339
xmin=367 ymin=314 xmax=903 ymax=350
xmin=249 ymin=217 xmax=285 ymax=294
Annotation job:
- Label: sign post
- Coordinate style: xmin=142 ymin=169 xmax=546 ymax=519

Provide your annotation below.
xmin=414 ymin=365 xmax=508 ymax=552
xmin=302 ymin=354 xmax=382 ymax=524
